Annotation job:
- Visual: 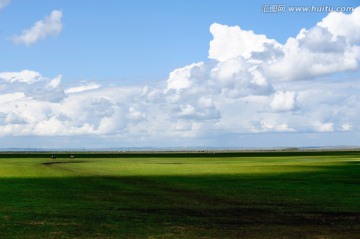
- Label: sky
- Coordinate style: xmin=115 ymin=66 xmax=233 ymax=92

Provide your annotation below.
xmin=0 ymin=0 xmax=359 ymax=149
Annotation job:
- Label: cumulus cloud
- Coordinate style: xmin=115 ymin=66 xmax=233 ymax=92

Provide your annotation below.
xmin=0 ymin=70 xmax=43 ymax=84
xmin=266 ymin=27 xmax=360 ymax=81
xmin=1 ymin=8 xmax=360 ymax=146
xmin=270 ymin=91 xmax=297 ymax=112
xmin=0 ymin=70 xmax=64 ymax=103
xmin=210 ymin=57 xmax=273 ymax=97
xmin=315 ymin=122 xmax=334 ymax=132
xmin=0 ymin=112 xmax=27 ymax=125
xmin=261 ymin=8 xmax=360 ymax=82
xmin=208 ymin=23 xmax=280 ymax=61
xmin=166 ymin=62 xmax=205 ymax=91
xmin=12 ymin=10 xmax=63 ymax=46
xmin=318 ymin=7 xmax=360 ymax=43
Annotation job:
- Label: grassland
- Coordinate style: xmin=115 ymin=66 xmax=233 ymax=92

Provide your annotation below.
xmin=0 ymin=151 xmax=359 ymax=238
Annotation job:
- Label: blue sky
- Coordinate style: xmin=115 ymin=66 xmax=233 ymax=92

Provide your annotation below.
xmin=2 ymin=0 xmax=352 ymax=82
xmin=0 ymin=0 xmax=359 ymax=149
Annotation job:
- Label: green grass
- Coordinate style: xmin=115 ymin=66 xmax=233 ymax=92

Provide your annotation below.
xmin=0 ymin=152 xmax=359 ymax=238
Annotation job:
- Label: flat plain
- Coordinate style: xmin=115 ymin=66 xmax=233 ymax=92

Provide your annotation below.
xmin=0 ymin=151 xmax=359 ymax=238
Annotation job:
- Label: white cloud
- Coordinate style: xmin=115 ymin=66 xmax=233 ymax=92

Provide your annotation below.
xmin=266 ymin=25 xmax=360 ymax=81
xmin=207 ymin=8 xmax=360 ymax=82
xmin=0 ymin=0 xmax=10 ymax=10
xmin=318 ymin=7 xmax=360 ymax=44
xmin=260 ymin=119 xmax=294 ymax=132
xmin=1 ymin=8 xmax=360 ymax=147
xmin=0 ymin=70 xmax=43 ymax=84
xmin=208 ymin=23 xmax=280 ymax=61
xmin=178 ymin=104 xmax=196 ymax=117
xmin=340 ymin=123 xmax=352 ymax=131
xmin=166 ymin=62 xmax=205 ymax=91
xmin=270 ymin=91 xmax=297 ymax=112
xmin=315 ymin=122 xmax=334 ymax=132
xmin=65 ymin=82 xmax=101 ymax=94
xmin=47 ymin=75 xmax=62 ymax=88
xmin=265 ymin=8 xmax=360 ymax=82
xmin=0 ymin=112 xmax=26 ymax=125
xmin=12 ymin=10 xmax=63 ymax=46
xmin=0 ymin=70 xmax=64 ymax=103
xmin=128 ymin=107 xmax=146 ymax=122
xmin=210 ymin=58 xmax=273 ymax=97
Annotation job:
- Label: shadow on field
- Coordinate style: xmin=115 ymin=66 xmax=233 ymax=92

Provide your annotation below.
xmin=0 ymin=162 xmax=359 ymax=238
xmin=42 ymin=160 xmax=89 ymax=166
